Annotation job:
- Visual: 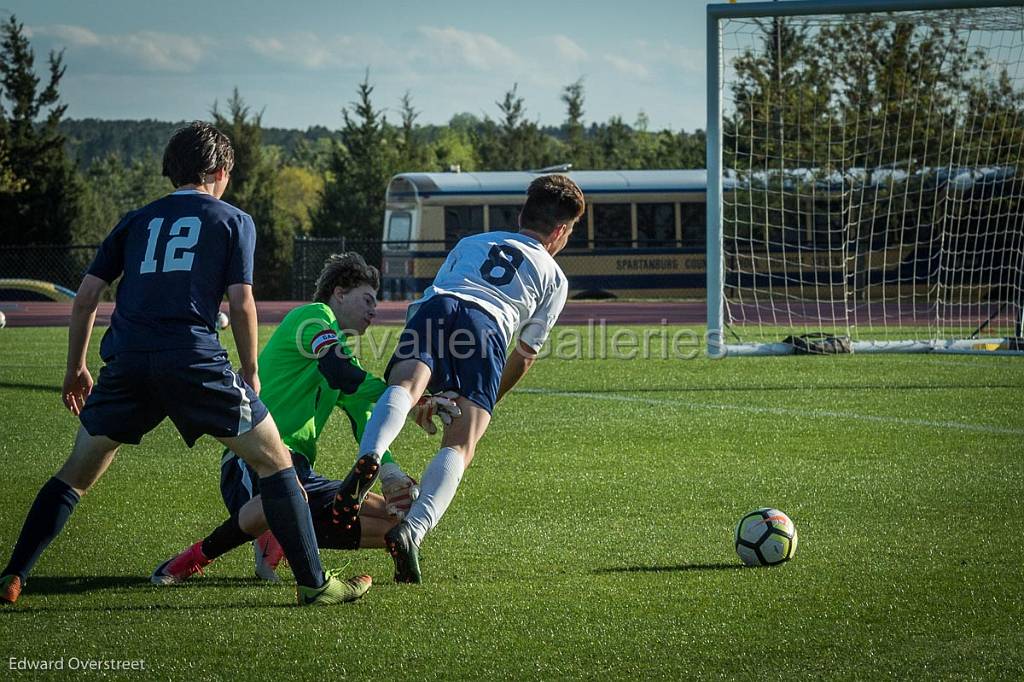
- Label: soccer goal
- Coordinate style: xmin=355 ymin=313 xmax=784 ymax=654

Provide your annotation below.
xmin=706 ymin=0 xmax=1024 ymax=357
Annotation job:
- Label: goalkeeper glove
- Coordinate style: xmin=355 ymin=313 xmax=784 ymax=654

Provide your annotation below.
xmin=380 ymin=461 xmax=419 ymax=519
xmin=410 ymin=391 xmax=462 ymax=435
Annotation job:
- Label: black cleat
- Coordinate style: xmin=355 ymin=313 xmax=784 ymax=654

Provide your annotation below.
xmin=331 ymin=455 xmax=380 ymax=529
xmin=385 ymin=522 xmax=422 ymax=584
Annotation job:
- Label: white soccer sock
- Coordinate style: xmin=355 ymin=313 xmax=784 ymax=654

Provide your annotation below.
xmin=404 ymin=447 xmax=465 ymax=545
xmin=359 ymin=385 xmax=415 ymax=462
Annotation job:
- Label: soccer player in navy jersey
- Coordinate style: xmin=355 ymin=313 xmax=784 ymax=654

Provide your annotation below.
xmin=0 ymin=121 xmax=368 ymax=606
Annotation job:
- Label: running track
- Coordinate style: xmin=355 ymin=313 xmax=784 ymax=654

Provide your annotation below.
xmin=0 ymin=301 xmax=709 ymax=328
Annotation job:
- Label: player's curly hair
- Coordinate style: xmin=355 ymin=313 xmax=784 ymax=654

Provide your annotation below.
xmin=519 ymin=174 xmax=586 ymax=235
xmin=162 ymin=121 xmax=235 ymax=187
xmin=314 ymin=252 xmax=381 ymax=303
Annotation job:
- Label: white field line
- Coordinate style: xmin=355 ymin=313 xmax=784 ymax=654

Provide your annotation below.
xmin=519 ymin=388 xmax=1024 ymax=436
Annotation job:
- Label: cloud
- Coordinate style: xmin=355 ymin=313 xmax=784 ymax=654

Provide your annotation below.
xmin=247 ymin=33 xmax=343 ymax=69
xmin=29 ymin=24 xmax=206 ymax=73
xmin=603 ymin=54 xmax=650 ymax=80
xmin=552 ymin=35 xmax=587 ymax=63
xmin=633 ymin=39 xmax=704 ymax=74
xmin=29 ymin=24 xmax=101 ymax=48
xmin=113 ymin=32 xmax=205 ymax=73
xmin=414 ymin=26 xmax=522 ymax=71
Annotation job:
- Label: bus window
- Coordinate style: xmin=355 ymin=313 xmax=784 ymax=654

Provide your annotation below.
xmin=567 ymin=210 xmax=589 ymax=249
xmin=593 ymin=203 xmax=631 ymax=249
xmin=445 ymin=205 xmax=484 ymax=248
xmin=385 ymin=212 xmax=411 ymax=250
xmin=636 ymin=203 xmax=676 ymax=247
xmin=489 ymin=205 xmax=522 ymax=232
xmin=681 ymin=202 xmax=706 ymax=249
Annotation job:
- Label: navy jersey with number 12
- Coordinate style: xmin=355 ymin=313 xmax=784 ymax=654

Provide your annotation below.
xmin=86 ymin=189 xmax=256 ymax=360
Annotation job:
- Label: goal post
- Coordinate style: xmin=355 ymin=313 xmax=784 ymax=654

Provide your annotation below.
xmin=706 ymin=0 xmax=1024 ymax=357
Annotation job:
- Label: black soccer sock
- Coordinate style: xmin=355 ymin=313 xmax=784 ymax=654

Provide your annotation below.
xmin=200 ymin=515 xmax=254 ymax=561
xmin=2 ymin=477 xmax=81 ymax=580
xmin=314 ymin=515 xmax=361 ymax=551
xmin=259 ymin=468 xmax=325 ymax=588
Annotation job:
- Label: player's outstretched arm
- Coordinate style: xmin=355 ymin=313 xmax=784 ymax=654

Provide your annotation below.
xmin=496 ymin=340 xmax=538 ymax=404
xmin=63 ymin=274 xmax=107 ymax=415
xmin=227 ymin=283 xmax=260 ymax=394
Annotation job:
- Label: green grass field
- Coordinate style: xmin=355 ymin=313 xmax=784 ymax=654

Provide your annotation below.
xmin=1 ymin=324 xmax=1022 ymax=680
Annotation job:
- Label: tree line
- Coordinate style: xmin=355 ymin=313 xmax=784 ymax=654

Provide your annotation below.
xmin=0 ymin=16 xmax=705 ymax=298
xmin=723 ymin=12 xmax=1024 ymax=251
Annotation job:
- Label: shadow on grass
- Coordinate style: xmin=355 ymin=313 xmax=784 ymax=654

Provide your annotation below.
xmin=14 ymin=575 xmax=269 ymax=595
xmin=0 ymin=380 xmax=59 ymax=393
xmin=0 ymin=576 xmax=299 ymax=614
xmin=1 ymin=602 xmax=296 ymax=614
xmin=595 ymin=563 xmax=745 ymax=574
xmin=533 ymin=383 xmax=1021 ymax=395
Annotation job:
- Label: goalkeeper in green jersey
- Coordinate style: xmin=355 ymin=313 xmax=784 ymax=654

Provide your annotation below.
xmin=150 ymin=253 xmax=459 ymax=584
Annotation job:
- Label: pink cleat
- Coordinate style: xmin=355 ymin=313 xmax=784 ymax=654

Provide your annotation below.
xmin=253 ymin=531 xmax=285 ymax=582
xmin=150 ymin=541 xmax=212 ymax=586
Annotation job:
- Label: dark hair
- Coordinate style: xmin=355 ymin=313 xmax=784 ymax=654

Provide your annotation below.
xmin=162 ymin=121 xmax=235 ymax=187
xmin=519 ymin=174 xmax=586 ymax=235
xmin=314 ymin=252 xmax=381 ymax=303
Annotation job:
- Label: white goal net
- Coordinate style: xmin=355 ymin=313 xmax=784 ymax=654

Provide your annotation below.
xmin=707 ymin=0 xmax=1024 ymax=356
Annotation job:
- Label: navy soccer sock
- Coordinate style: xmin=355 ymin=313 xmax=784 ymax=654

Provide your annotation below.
xmin=259 ymin=468 xmax=325 ymax=588
xmin=2 ymin=477 xmax=81 ymax=580
xmin=200 ymin=515 xmax=253 ymax=561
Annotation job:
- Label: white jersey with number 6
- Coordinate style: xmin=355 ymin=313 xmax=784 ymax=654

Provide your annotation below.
xmin=411 ymin=231 xmax=568 ymax=352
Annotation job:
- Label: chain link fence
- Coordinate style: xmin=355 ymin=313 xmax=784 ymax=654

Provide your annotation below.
xmin=0 ymin=244 xmax=99 ymax=299
xmin=292 ymin=237 xmax=384 ymax=301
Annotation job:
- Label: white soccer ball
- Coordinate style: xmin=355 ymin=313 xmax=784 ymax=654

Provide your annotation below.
xmin=0 ymin=311 xmax=5 ymax=328
xmin=735 ymin=507 xmax=798 ymax=567
xmin=216 ymin=311 xmax=230 ymax=330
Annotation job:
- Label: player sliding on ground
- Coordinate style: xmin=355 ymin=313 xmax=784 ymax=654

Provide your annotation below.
xmin=332 ymin=174 xmax=585 ymax=583
xmin=150 ymin=253 xmax=459 ymax=583
xmin=0 ymin=122 xmax=368 ymax=606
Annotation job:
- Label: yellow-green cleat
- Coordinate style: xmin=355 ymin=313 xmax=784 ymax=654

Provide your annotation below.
xmin=296 ymin=569 xmax=371 ymax=606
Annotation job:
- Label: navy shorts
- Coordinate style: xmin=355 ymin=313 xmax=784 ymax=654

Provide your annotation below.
xmin=79 ymin=349 xmax=268 ymax=448
xmin=220 ymin=450 xmax=360 ymax=550
xmin=386 ymin=295 xmax=507 ymax=413
xmin=220 ymin=450 xmax=341 ymax=518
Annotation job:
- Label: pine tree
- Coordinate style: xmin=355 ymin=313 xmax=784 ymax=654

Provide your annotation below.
xmin=397 ymin=91 xmax=429 ymax=170
xmin=312 ymin=71 xmax=397 ymax=250
xmin=561 ymin=78 xmax=589 ymax=168
xmin=212 ymin=89 xmax=292 ymax=298
xmin=477 ymin=84 xmax=558 ymax=171
xmin=0 ymin=15 xmax=81 ymax=245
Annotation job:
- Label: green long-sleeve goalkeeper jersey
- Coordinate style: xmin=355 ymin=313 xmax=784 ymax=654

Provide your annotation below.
xmin=256 ymin=302 xmax=388 ymax=467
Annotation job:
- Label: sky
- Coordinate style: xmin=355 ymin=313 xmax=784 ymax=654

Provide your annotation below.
xmin=2 ymin=0 xmax=718 ymax=133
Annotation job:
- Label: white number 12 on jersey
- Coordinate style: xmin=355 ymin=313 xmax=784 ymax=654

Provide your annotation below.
xmin=140 ymin=217 xmax=202 ymax=274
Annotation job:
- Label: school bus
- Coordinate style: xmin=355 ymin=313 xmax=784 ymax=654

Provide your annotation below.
xmin=380 ymin=169 xmax=711 ymax=300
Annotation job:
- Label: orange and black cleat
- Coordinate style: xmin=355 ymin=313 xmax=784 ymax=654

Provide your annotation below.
xmin=331 ymin=455 xmax=380 ymax=529
xmin=0 ymin=575 xmax=23 ymax=604
xmin=385 ymin=522 xmax=422 ymax=584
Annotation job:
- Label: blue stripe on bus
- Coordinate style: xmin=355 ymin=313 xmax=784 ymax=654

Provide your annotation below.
xmin=386 ymin=247 xmax=706 ymax=258
xmin=384 ymin=273 xmax=707 ymax=293
xmin=389 ymin=187 xmax=708 ymax=200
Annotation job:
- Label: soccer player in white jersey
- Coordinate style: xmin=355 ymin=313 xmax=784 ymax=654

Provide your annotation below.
xmin=331 ymin=174 xmax=585 ymax=583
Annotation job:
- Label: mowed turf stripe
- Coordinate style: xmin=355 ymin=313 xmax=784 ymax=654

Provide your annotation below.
xmin=520 ymin=388 xmax=1024 ymax=436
